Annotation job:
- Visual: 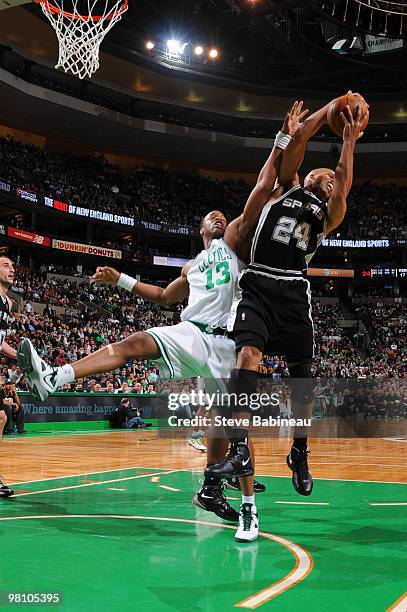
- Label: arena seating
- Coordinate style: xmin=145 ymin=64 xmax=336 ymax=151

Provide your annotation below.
xmin=1 ymin=269 xmax=404 ymax=393
xmin=1 ymin=136 xmax=406 ymax=236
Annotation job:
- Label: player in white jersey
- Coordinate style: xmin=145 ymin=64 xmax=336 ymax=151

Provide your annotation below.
xmin=17 ymin=101 xmax=307 ymax=540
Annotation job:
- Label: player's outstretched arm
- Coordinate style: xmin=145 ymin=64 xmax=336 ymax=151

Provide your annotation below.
xmin=256 ymin=101 xmax=308 ymax=190
xmin=224 ymin=101 xmax=308 ymax=249
xmin=326 ymin=104 xmax=366 ymax=235
xmin=90 ymin=264 xmax=191 ymax=307
xmin=278 ymin=95 xmax=341 ymax=189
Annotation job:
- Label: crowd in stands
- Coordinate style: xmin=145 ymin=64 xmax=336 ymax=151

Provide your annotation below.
xmin=11 ymin=269 xmax=180 ymax=317
xmin=312 ymin=301 xmax=406 ymax=378
xmin=310 ymin=377 xmax=405 ymax=419
xmin=256 ymin=300 xmax=406 ymax=379
xmin=352 ymin=285 xmax=399 ymax=297
xmin=1 ymin=301 xmax=163 ymax=394
xmin=0 ymin=269 xmax=404 ymax=399
xmin=342 ymin=182 xmax=407 ymax=239
xmin=1 ymin=136 xmax=407 ymax=237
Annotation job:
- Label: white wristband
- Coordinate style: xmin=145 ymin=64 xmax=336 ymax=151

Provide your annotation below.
xmin=117 ymin=273 xmax=137 ymax=292
xmin=275 ymin=130 xmax=292 ymax=150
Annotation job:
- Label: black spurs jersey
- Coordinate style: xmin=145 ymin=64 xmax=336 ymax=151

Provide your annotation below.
xmin=0 ymin=294 xmax=11 ymax=350
xmin=250 ymin=185 xmax=327 ymax=276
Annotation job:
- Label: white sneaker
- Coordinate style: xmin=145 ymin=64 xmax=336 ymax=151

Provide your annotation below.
xmin=188 ymin=437 xmax=207 ymax=452
xmin=235 ymin=503 xmax=259 ymax=542
xmin=17 ymin=338 xmax=59 ymax=402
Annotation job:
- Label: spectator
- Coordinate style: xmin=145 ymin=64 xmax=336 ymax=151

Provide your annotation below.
xmin=1 ymin=380 xmax=25 ymax=434
xmin=116 ymin=381 xmax=130 ymax=394
xmin=109 ymin=397 xmax=150 ymax=429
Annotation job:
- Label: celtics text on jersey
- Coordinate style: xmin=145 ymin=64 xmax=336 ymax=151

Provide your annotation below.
xmin=181 ymin=238 xmax=244 ymax=329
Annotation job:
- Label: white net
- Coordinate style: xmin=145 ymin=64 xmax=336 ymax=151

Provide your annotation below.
xmin=38 ymin=0 xmax=128 ymax=80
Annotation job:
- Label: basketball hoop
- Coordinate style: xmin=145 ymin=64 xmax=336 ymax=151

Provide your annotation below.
xmin=35 ymin=0 xmax=128 ymax=80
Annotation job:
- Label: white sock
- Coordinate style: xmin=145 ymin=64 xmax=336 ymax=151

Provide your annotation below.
xmin=242 ymin=495 xmax=255 ymax=506
xmin=56 ymin=365 xmax=75 ymax=387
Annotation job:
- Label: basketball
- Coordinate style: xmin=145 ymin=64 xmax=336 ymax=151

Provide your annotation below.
xmin=327 ymin=92 xmax=369 ymax=137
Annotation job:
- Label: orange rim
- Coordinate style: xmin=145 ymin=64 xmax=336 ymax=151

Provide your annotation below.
xmin=35 ymin=0 xmax=128 ymax=21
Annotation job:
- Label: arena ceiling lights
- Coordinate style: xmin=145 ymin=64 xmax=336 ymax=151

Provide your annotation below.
xmin=312 ymin=0 xmax=407 ymax=38
xmin=144 ymin=35 xmax=220 ymax=66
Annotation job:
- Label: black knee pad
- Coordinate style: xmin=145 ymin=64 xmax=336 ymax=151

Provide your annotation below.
xmin=287 ymin=359 xmax=314 ymax=403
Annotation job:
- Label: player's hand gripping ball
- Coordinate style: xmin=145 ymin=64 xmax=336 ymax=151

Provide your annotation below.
xmin=327 ymin=91 xmax=369 ymax=137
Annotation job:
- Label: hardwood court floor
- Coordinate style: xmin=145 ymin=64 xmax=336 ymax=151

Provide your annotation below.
xmin=0 ymin=430 xmax=406 ymax=611
xmin=1 ymin=428 xmax=406 ymax=484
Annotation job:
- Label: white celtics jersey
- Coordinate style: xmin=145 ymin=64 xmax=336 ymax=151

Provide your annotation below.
xmin=181 ymin=238 xmax=243 ymax=329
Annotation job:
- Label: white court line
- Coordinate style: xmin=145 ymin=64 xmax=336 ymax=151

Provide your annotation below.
xmin=308 ymin=462 xmax=407 ymax=468
xmin=0 ymin=514 xmax=313 ymax=608
xmin=254 ymin=473 xmax=407 ymax=486
xmin=233 ymin=461 xmax=407 ymax=469
xmin=8 ymin=466 xmax=407 ymax=488
xmin=2 ymin=430 xmax=128 ymax=442
xmin=387 ymin=591 xmax=407 ymax=612
xmin=187 ymin=468 xmax=407 ymax=485
xmin=10 ymin=470 xmax=179 ymax=498
xmin=369 ymin=502 xmax=407 ymax=506
xmin=159 ymin=485 xmax=181 ymax=492
xmin=9 ymin=465 xmax=170 ymax=487
xmin=274 ymin=501 xmax=330 ymax=506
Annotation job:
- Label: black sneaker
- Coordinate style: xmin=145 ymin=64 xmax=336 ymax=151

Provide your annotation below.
xmin=0 ymin=477 xmax=14 ymax=498
xmin=204 ymin=442 xmax=254 ymax=479
xmin=192 ymin=484 xmax=239 ymax=522
xmin=287 ymin=447 xmax=313 ymax=496
xmin=225 ymin=477 xmax=266 ymax=493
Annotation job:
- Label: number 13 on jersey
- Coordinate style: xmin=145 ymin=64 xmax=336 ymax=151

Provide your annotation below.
xmin=205 ymin=261 xmax=231 ymax=290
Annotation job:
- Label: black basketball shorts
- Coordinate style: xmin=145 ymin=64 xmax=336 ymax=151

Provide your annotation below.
xmin=230 ymin=270 xmax=314 ymax=359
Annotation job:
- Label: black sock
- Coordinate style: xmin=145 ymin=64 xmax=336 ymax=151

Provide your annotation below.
xmin=204 ymin=467 xmax=222 ymax=487
xmin=293 ymin=437 xmax=308 ymax=450
xmin=228 ymin=427 xmax=249 ymax=445
xmin=228 ymin=368 xmax=258 ymax=407
xmin=225 ymin=368 xmax=258 ymax=444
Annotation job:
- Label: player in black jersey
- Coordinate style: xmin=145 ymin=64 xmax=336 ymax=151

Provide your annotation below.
xmin=0 ymin=256 xmax=17 ymax=497
xmin=207 ymin=95 xmax=367 ymax=532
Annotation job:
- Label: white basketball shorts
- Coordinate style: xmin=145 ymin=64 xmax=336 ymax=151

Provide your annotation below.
xmin=145 ymin=321 xmax=237 ymax=380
